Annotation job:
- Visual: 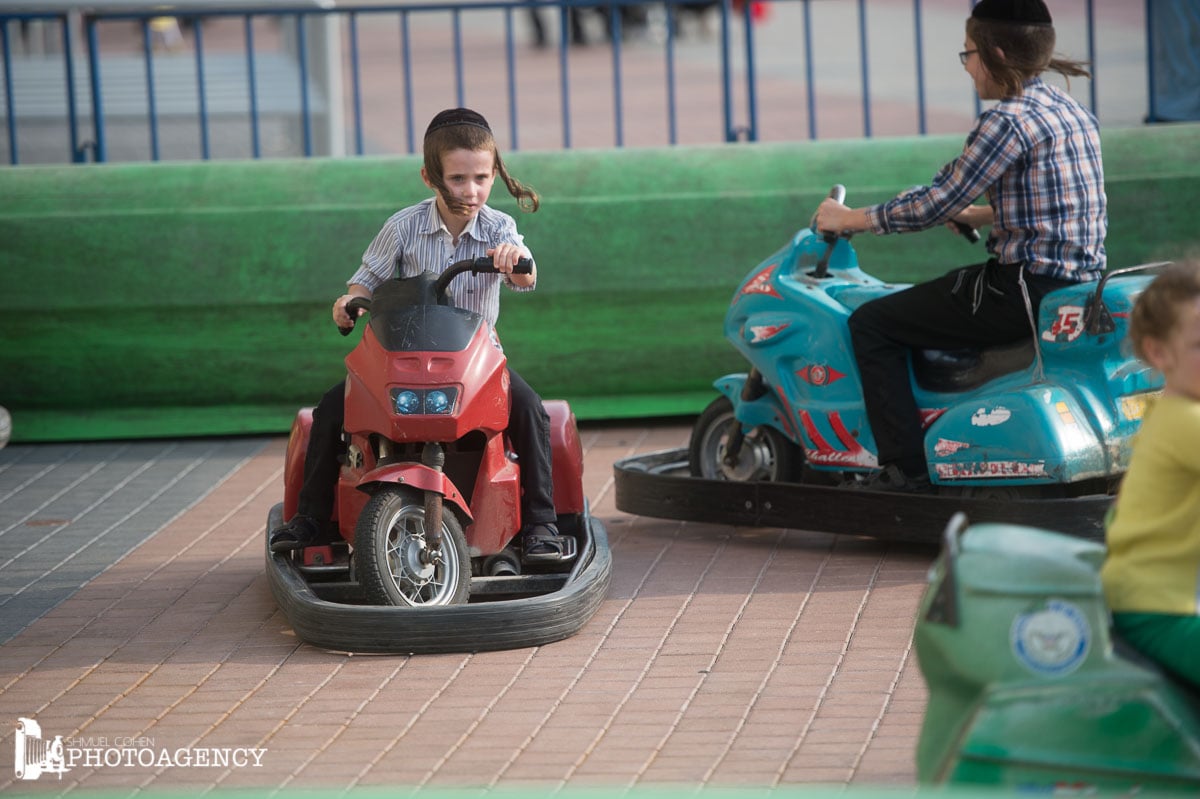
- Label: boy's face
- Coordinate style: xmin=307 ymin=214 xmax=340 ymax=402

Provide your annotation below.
xmin=962 ymin=35 xmax=1000 ymax=100
xmin=1144 ymin=297 xmax=1200 ymax=401
xmin=424 ymin=147 xmax=496 ymax=221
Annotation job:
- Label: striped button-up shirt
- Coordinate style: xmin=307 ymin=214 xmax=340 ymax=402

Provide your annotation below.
xmin=348 ymin=197 xmax=533 ymax=327
xmin=866 ymin=78 xmax=1107 ymax=282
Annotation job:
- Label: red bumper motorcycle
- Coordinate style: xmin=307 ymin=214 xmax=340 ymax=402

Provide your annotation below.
xmin=265 ymin=257 xmax=611 ymax=654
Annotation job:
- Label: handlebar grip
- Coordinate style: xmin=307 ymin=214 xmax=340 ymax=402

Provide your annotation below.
xmin=337 ymin=297 xmax=372 ymax=336
xmin=471 ymin=255 xmax=533 ymax=274
xmin=951 ymin=219 xmax=981 ymax=244
xmin=811 ymin=184 xmax=848 ymax=243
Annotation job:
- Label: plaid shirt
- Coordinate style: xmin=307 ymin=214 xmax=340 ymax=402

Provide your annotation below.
xmin=866 ymin=78 xmax=1107 ymax=282
xmin=348 ymin=198 xmax=533 ymax=328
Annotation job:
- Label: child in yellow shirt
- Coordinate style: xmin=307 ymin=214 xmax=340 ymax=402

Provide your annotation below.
xmin=1100 ymin=261 xmax=1200 ymax=687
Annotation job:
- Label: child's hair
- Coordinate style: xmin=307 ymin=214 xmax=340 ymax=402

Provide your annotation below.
xmin=423 ymin=108 xmax=539 ymax=214
xmin=1129 ymin=261 xmax=1200 ymax=361
xmin=966 ymin=14 xmax=1091 ymax=98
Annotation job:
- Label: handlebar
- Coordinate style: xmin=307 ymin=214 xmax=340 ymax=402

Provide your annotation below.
xmin=942 ymin=512 xmax=968 ymax=561
xmin=433 ymin=255 xmax=532 ymax=299
xmin=813 ymin=184 xmax=847 ymax=278
xmin=950 ymin=219 xmax=981 ymax=244
xmin=337 ymin=255 xmax=533 ymax=336
xmin=339 ymin=296 xmax=373 ymax=336
xmin=921 ymin=512 xmax=970 ymax=628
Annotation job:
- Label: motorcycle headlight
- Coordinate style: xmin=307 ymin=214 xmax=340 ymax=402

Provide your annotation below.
xmin=394 ymin=390 xmax=420 ymax=415
xmin=390 ymin=387 xmax=458 ymax=416
xmin=426 ymin=390 xmax=451 ymax=415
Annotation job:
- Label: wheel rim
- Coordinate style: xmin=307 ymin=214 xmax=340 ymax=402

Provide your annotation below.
xmin=380 ymin=504 xmax=462 ymax=606
xmin=697 ymin=410 xmax=779 ymax=482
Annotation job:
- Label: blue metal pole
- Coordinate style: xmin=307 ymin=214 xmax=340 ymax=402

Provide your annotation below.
xmin=803 ymin=0 xmax=816 ymax=139
xmin=857 ymin=0 xmax=872 ymax=138
xmin=913 ymin=0 xmax=927 ymax=134
xmin=348 ymin=12 xmax=364 ymax=156
xmin=965 ymin=0 xmax=980 ymax=118
xmin=245 ymin=14 xmax=262 ymax=159
xmin=665 ymin=3 xmax=678 ymax=145
xmin=558 ymin=3 xmax=571 ymax=148
xmin=720 ymin=0 xmax=734 ymax=140
xmin=1085 ymin=0 xmax=1097 ymax=115
xmin=505 ymin=7 xmax=519 ymax=150
xmin=2 ymin=19 xmax=17 ymax=164
xmin=453 ymin=8 xmax=465 ymax=108
xmin=194 ymin=21 xmax=211 ymax=159
xmin=742 ymin=0 xmax=758 ymax=141
xmin=610 ymin=3 xmax=624 ymax=147
xmin=1145 ymin=0 xmax=1156 ymax=121
xmin=62 ymin=15 xmax=84 ymax=162
xmin=296 ymin=14 xmax=312 ymax=157
xmin=86 ymin=18 xmax=107 ymax=162
xmin=402 ymin=12 xmax=415 ymax=153
xmin=141 ymin=18 xmax=161 ymax=161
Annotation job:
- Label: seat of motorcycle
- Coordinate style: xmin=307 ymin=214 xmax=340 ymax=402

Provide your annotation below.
xmin=912 ymin=338 xmax=1035 ymax=393
xmin=1111 ymin=632 xmax=1200 ymax=711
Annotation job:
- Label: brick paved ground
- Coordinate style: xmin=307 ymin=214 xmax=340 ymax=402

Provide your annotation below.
xmin=0 ymin=421 xmax=937 ymax=793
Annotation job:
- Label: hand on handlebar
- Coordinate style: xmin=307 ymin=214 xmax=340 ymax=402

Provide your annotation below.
xmin=488 ymin=243 xmax=535 ymax=286
xmin=487 ymin=243 xmax=530 ymax=274
xmin=813 ymin=197 xmax=855 ymax=239
xmin=946 ymin=205 xmax=990 ymax=244
xmin=948 ymin=219 xmax=981 ymax=244
xmin=333 ymin=293 xmax=363 ymax=330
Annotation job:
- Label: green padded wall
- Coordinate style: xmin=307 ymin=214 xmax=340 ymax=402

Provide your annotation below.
xmin=1 ymin=125 xmax=1197 ymax=442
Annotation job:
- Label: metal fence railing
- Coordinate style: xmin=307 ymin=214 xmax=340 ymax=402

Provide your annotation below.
xmin=0 ymin=0 xmax=1163 ymax=165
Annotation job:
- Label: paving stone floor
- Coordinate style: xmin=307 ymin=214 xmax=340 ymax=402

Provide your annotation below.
xmin=0 ymin=421 xmax=938 ymax=794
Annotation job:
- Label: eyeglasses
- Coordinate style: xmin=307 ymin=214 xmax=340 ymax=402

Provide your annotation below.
xmin=958 ymin=49 xmax=978 ymax=65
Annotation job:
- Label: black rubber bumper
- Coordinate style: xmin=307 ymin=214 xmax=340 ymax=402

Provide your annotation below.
xmin=265 ymin=503 xmax=612 ymax=654
xmin=614 ymin=448 xmax=1113 ymax=544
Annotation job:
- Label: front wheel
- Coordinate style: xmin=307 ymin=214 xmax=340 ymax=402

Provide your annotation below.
xmin=688 ymin=396 xmax=801 ymax=482
xmin=356 ymin=487 xmax=471 ymax=607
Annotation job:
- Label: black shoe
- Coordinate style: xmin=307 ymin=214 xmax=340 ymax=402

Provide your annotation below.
xmin=846 ymin=464 xmax=935 ymax=494
xmin=269 ymin=514 xmax=320 ymax=553
xmin=520 ymin=523 xmax=578 ymax=564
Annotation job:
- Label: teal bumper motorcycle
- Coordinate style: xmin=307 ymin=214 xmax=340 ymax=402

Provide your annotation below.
xmin=615 ymin=185 xmax=1165 ymax=544
xmin=915 ymin=514 xmax=1200 ymax=793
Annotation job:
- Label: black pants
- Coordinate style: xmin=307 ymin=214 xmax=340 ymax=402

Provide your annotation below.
xmin=296 ymin=367 xmax=556 ymax=527
xmin=847 ymin=261 xmax=1075 ymax=476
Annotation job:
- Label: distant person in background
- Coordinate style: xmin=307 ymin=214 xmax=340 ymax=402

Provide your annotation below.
xmin=1146 ymin=0 xmax=1200 ymax=122
xmin=149 ymin=17 xmax=184 ymax=52
xmin=527 ymin=2 xmax=648 ymax=48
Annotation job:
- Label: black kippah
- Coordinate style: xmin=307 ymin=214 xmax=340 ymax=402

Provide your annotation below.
xmin=425 ymin=108 xmax=492 ymax=138
xmin=970 ymin=0 xmax=1053 ymax=27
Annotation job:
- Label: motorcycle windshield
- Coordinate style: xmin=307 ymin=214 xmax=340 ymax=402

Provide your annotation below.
xmin=370 ymin=304 xmax=483 ymax=353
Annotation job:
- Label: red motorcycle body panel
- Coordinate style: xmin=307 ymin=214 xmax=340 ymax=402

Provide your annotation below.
xmin=281 ymin=278 xmax=585 ymax=561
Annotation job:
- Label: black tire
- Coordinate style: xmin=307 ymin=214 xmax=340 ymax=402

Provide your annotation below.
xmin=688 ymin=396 xmax=801 ymax=482
xmin=356 ymin=487 xmax=471 ymax=607
xmin=264 ymin=502 xmax=613 ymax=653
